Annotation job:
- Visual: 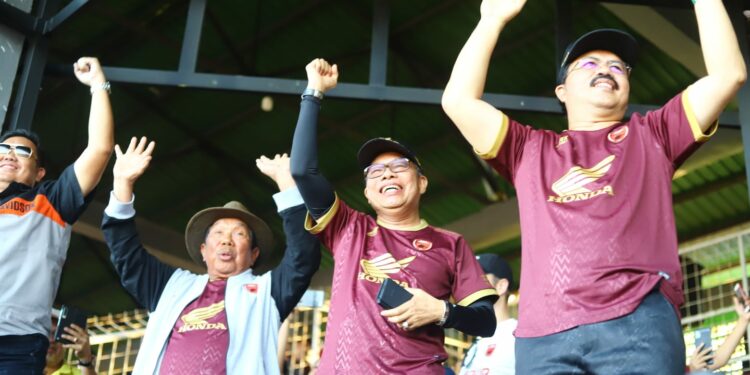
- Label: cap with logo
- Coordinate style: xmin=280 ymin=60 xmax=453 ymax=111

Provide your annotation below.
xmin=357 ymin=137 xmax=422 ymax=171
xmin=557 ymin=28 xmax=639 ymax=84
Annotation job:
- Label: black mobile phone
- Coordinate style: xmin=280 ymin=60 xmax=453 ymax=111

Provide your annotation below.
xmin=54 ymin=305 xmax=88 ymax=344
xmin=694 ymin=327 xmax=714 ymax=365
xmin=376 ymin=278 xmax=413 ymax=309
xmin=734 ymin=283 xmax=750 ymax=313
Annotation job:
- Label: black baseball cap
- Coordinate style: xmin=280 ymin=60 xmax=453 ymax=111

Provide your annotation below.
xmin=357 ymin=137 xmax=422 ymax=171
xmin=557 ymin=29 xmax=639 ymax=84
xmin=476 ymin=253 xmax=515 ymax=290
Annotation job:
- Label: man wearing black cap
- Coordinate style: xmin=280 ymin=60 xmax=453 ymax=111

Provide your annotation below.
xmin=290 ymin=58 xmax=498 ymax=374
xmin=442 ymin=0 xmax=745 ymax=373
xmin=459 ymin=254 xmax=516 ymax=375
xmin=100 ymin=137 xmax=320 ymax=374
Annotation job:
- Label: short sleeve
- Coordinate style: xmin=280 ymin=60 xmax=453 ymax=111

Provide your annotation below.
xmin=478 ymin=114 xmax=535 ymax=183
xmin=304 ymin=195 xmax=358 ymax=256
xmin=451 ymin=237 xmax=498 ymax=306
xmin=37 ymin=164 xmax=93 ymax=224
xmin=642 ymin=91 xmax=717 ymax=167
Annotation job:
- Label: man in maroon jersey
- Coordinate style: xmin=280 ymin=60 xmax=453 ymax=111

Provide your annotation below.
xmin=290 ymin=58 xmax=499 ymax=374
xmin=442 ymin=0 xmax=746 ymax=373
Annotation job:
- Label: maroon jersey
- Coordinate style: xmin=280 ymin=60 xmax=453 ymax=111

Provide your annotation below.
xmin=306 ymin=198 xmax=496 ymax=374
xmin=159 ymin=279 xmax=229 ymax=374
xmin=481 ymin=92 xmax=715 ymax=337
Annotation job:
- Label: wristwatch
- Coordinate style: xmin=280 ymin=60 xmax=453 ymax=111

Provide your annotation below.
xmin=78 ymin=356 xmax=95 ymax=368
xmin=90 ymin=81 xmax=111 ymax=95
xmin=301 ymin=88 xmax=324 ymax=100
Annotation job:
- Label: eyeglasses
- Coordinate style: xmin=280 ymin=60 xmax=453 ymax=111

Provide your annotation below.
xmin=570 ymin=57 xmax=631 ymax=76
xmin=363 ymin=157 xmax=412 ymax=179
xmin=0 ymin=143 xmax=34 ymax=159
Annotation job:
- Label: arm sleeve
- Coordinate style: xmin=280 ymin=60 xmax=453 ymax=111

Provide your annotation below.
xmin=443 ymin=297 xmax=496 ymax=337
xmin=290 ymin=96 xmax=336 ymax=220
xmin=101 ymin=193 xmax=176 ymax=311
xmin=271 ymin=203 xmax=322 ymax=320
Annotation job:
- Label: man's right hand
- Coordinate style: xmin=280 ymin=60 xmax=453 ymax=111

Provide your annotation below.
xmin=480 ymin=0 xmax=527 ymax=25
xmin=305 ymin=58 xmax=339 ymax=93
xmin=112 ymin=136 xmax=156 ymax=202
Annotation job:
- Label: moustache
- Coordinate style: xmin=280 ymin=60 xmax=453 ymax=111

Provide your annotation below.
xmin=589 ymin=74 xmax=619 ymax=90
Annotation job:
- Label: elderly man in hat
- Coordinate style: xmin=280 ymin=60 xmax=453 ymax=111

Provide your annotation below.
xmin=442 ymin=0 xmax=746 ymax=373
xmin=100 ymin=137 xmax=320 ymax=374
xmin=289 ymin=58 xmax=498 ymax=374
xmin=459 ymin=254 xmax=517 ymax=375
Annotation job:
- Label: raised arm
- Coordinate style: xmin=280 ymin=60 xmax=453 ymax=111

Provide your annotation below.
xmin=289 ymin=58 xmax=339 ymax=220
xmin=101 ymin=137 xmax=176 ymax=311
xmin=708 ymin=296 xmax=750 ymax=370
xmin=686 ymin=0 xmax=747 ymax=131
xmin=441 ymin=0 xmax=526 ymax=155
xmin=257 ymin=154 xmax=321 ymax=320
xmin=72 ymin=57 xmax=115 ymax=196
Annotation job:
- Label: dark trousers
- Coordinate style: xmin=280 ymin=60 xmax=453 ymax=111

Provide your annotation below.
xmin=0 ymin=334 xmax=48 ymax=375
xmin=516 ymin=290 xmax=685 ymax=375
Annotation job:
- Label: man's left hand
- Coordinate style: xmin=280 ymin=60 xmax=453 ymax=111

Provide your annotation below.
xmin=61 ymin=323 xmax=93 ymax=363
xmin=380 ymin=287 xmax=444 ymax=331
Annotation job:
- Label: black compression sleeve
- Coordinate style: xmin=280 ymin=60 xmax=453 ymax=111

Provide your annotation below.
xmin=443 ymin=297 xmax=497 ymax=337
xmin=290 ymin=97 xmax=336 ymax=219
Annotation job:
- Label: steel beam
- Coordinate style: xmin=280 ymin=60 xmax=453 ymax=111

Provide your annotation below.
xmin=179 ymin=0 xmax=206 ymax=74
xmin=0 ymin=1 xmax=39 ymax=35
xmin=729 ymin=0 xmax=750 ymax=212
xmin=43 ymin=0 xmax=90 ymax=33
xmin=6 ymin=35 xmax=48 ymax=131
xmin=369 ymin=0 xmax=389 ymax=86
xmin=93 ymin=65 xmax=741 ymax=127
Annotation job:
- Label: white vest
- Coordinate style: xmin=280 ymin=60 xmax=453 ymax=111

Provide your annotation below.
xmin=133 ymin=268 xmax=281 ymax=374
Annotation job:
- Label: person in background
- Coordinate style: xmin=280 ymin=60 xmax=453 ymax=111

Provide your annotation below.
xmin=459 ymin=254 xmax=516 ymax=375
xmin=688 ymin=294 xmax=750 ymax=373
xmin=44 ymin=311 xmax=95 ymax=375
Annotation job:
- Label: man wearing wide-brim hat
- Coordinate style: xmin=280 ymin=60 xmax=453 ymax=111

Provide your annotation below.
xmin=100 ymin=137 xmax=320 ymax=374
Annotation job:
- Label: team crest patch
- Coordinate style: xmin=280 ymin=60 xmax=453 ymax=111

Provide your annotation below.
xmin=607 ymin=126 xmax=628 ymax=143
xmin=244 ymin=283 xmax=258 ymax=293
xmin=486 ymin=344 xmax=496 ymax=356
xmin=556 ymin=135 xmax=569 ymax=148
xmin=412 ymin=239 xmax=432 ymax=251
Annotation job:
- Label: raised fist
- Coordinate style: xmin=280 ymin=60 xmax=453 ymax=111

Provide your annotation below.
xmin=305 ymin=58 xmax=339 ymax=93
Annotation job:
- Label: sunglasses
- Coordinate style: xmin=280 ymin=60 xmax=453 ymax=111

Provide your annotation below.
xmin=570 ymin=57 xmax=631 ymax=76
xmin=0 ymin=143 xmax=34 ymax=158
xmin=363 ymin=157 xmax=412 ymax=179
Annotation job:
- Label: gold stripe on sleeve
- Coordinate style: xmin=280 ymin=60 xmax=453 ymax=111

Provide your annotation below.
xmin=682 ymin=88 xmax=717 ymax=143
xmin=456 ymin=288 xmax=499 ymax=307
xmin=475 ymin=113 xmax=510 ymax=160
xmin=304 ymin=194 xmax=341 ymax=235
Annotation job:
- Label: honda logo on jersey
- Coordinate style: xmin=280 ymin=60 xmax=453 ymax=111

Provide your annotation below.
xmin=547 ymin=155 xmax=616 ymax=204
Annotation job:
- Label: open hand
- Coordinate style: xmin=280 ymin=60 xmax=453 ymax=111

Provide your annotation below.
xmin=256 ymin=153 xmax=294 ymax=191
xmin=61 ymin=323 xmax=93 ymax=364
xmin=305 ymin=58 xmax=339 ymax=93
xmin=73 ymin=57 xmax=106 ymax=87
xmin=480 ymin=0 xmax=527 ymax=25
xmin=380 ymin=287 xmax=444 ymax=331
xmin=113 ymin=137 xmax=155 ymax=185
